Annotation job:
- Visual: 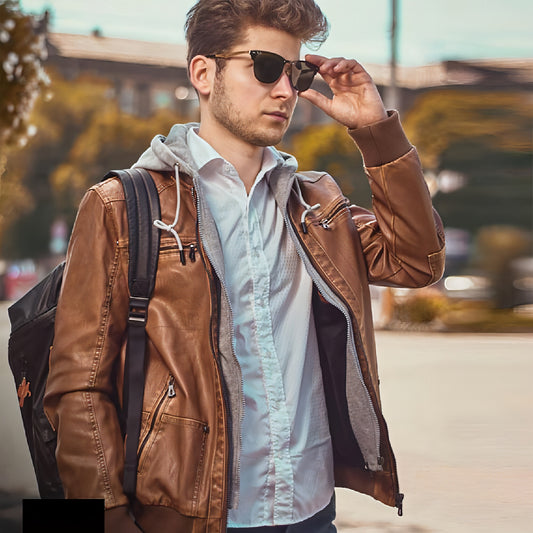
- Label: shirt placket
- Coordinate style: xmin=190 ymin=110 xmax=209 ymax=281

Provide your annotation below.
xmin=247 ymin=193 xmax=294 ymax=522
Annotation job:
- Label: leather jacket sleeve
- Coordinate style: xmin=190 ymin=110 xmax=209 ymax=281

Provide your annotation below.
xmin=44 ymin=181 xmax=131 ymax=509
xmin=105 ymin=506 xmax=143 ymax=532
xmin=349 ymin=111 xmax=445 ymax=287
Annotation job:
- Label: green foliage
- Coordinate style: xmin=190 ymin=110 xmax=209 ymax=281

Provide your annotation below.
xmin=473 ymin=225 xmax=531 ymax=308
xmin=433 ymin=139 xmax=532 ymax=233
xmin=441 ymin=303 xmax=533 ymax=333
xmin=0 ymin=70 xmax=111 ymax=257
xmin=0 ymin=69 xmax=185 ymax=259
xmin=404 ymin=89 xmax=533 ymax=234
xmin=285 ymin=121 xmax=371 ymax=207
xmin=391 ymin=293 xmax=533 ymax=331
xmin=0 ymin=0 xmax=49 ymax=147
xmin=403 ymin=89 xmax=532 ymax=169
xmin=394 ymin=289 xmax=448 ymax=324
xmin=51 ymin=106 xmax=184 ymax=211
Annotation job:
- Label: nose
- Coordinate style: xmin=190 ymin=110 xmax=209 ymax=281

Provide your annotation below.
xmin=271 ymin=66 xmax=297 ymax=97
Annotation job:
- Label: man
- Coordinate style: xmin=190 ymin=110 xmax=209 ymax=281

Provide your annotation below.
xmin=44 ymin=1 xmax=445 ymax=532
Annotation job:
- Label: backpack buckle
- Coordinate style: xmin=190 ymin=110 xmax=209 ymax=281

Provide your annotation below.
xmin=128 ymin=296 xmax=149 ymax=326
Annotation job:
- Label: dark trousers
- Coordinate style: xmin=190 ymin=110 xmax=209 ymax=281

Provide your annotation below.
xmin=227 ymin=493 xmax=336 ymax=533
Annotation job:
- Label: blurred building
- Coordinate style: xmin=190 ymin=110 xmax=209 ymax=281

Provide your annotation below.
xmin=45 ymin=31 xmax=194 ymax=118
xmin=44 ymin=30 xmax=533 ymax=131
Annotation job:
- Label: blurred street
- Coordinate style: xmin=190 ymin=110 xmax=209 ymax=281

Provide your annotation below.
xmin=1 ymin=301 xmax=532 ymax=532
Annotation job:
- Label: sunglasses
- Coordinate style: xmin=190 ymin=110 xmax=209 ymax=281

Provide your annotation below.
xmin=206 ymin=50 xmax=319 ymax=92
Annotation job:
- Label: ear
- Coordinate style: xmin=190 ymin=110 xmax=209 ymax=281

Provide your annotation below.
xmin=189 ymin=55 xmax=215 ymax=97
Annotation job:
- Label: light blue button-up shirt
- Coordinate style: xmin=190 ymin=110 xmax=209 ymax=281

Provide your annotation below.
xmin=187 ymin=128 xmax=334 ymax=527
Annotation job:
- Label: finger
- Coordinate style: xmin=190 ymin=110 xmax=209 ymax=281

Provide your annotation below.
xmin=298 ymin=87 xmax=332 ymax=114
xmin=305 ymin=54 xmax=347 ymax=77
xmin=311 ymin=56 xmax=346 ymax=75
xmin=304 ymin=54 xmax=328 ymax=66
xmin=333 ymin=59 xmax=360 ymax=74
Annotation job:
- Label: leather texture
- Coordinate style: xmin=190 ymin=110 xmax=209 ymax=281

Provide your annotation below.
xmin=44 ymin=116 xmax=445 ymax=532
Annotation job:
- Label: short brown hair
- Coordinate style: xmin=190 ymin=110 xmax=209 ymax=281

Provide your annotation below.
xmin=185 ymin=0 xmax=329 ymax=66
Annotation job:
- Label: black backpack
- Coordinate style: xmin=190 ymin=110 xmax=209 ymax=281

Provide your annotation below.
xmin=7 ymin=168 xmax=161 ymax=500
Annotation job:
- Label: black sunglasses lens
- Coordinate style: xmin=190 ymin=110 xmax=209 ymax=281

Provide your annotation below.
xmin=292 ymin=61 xmax=318 ymax=91
xmin=252 ymin=52 xmax=318 ymax=90
xmin=253 ymin=53 xmax=285 ymax=83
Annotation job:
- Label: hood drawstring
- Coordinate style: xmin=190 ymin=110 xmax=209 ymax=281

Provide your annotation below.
xmin=294 ymin=179 xmax=320 ymax=234
xmin=153 ymin=163 xmax=186 ymax=265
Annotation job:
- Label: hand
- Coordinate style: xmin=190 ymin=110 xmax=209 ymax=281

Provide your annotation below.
xmin=299 ymin=54 xmax=387 ymax=129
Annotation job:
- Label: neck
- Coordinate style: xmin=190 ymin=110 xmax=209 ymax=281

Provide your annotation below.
xmin=197 ymin=118 xmax=265 ymax=194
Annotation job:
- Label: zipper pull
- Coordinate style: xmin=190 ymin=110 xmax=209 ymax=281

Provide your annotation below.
xmin=319 ymin=218 xmax=331 ymax=229
xmin=396 ymin=492 xmax=404 ymax=516
xmin=167 ymin=377 xmax=176 ymax=398
xmin=17 ymin=376 xmax=32 ymax=408
xmin=189 ymin=244 xmax=196 ymax=262
xmin=179 ymin=249 xmax=186 ymax=266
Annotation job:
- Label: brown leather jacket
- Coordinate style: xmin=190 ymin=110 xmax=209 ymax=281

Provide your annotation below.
xmin=44 ymin=112 xmax=445 ymax=532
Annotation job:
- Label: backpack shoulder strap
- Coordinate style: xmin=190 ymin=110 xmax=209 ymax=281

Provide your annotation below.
xmin=104 ymin=168 xmax=161 ymax=499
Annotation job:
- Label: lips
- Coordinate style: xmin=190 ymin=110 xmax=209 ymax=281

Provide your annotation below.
xmin=266 ymin=111 xmax=289 ymax=120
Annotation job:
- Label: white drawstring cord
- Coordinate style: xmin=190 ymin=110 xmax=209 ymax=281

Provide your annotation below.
xmin=294 ymin=179 xmax=320 ymax=234
xmin=153 ymin=163 xmax=186 ymax=264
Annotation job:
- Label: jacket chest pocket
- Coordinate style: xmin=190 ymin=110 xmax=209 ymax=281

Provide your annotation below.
xmin=159 ymin=236 xmax=198 ymax=265
xmin=137 ymin=409 xmax=210 ymax=517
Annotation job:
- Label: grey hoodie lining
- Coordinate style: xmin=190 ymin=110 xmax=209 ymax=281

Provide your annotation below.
xmin=131 ymin=123 xmax=382 ymax=509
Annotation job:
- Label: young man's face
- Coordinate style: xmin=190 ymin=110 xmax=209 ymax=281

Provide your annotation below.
xmin=208 ymin=25 xmax=301 ymax=147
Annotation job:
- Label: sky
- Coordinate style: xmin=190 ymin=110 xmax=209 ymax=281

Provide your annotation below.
xmin=18 ymin=0 xmax=533 ymax=66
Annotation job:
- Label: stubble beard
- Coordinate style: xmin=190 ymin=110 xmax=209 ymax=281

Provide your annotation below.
xmin=211 ymin=77 xmax=290 ymax=148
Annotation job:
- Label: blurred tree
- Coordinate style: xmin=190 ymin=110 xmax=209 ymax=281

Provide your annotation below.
xmin=435 ymin=138 xmax=531 ymax=233
xmin=286 ymin=122 xmax=371 ymax=207
xmin=403 ymin=89 xmax=533 ymax=234
xmin=0 ymin=0 xmax=49 ymax=146
xmin=51 ymin=106 xmax=185 ymax=213
xmin=0 ymin=70 xmax=111 ymax=258
xmin=0 ymin=0 xmax=49 ymax=251
xmin=403 ymin=90 xmax=531 ymax=170
xmin=1 ymin=69 xmax=185 ymax=259
xmin=474 ymin=225 xmax=531 ymax=308
xmin=0 ymin=0 xmax=49 ymax=147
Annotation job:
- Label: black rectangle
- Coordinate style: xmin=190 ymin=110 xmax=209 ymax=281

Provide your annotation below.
xmin=23 ymin=499 xmax=104 ymax=532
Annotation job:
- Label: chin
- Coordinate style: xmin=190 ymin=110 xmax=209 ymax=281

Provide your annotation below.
xmin=246 ymin=131 xmax=285 ymax=147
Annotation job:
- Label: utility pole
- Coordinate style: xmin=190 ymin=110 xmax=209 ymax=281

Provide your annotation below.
xmin=381 ymin=0 xmax=401 ymax=328
xmin=386 ymin=0 xmax=400 ymax=112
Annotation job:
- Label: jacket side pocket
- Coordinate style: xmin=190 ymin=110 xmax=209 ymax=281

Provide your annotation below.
xmin=136 ymin=413 xmax=210 ymax=517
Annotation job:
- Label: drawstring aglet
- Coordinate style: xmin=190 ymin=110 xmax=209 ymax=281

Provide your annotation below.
xmin=153 ymin=162 xmax=186 ymax=266
xmin=300 ymin=203 xmax=321 ymax=235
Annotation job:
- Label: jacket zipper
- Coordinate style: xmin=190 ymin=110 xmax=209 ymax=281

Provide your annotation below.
xmin=137 ymin=375 xmax=174 ymax=462
xmin=192 ymin=185 xmax=236 ymax=523
xmin=159 ymin=242 xmax=198 ymax=263
xmin=287 ymin=206 xmax=404 ymax=512
xmin=318 ymin=197 xmax=350 ymax=229
xmin=301 ymin=196 xmax=350 ymax=233
xmin=350 ymin=305 xmax=403 ymax=514
xmin=285 ymin=211 xmax=382 ymax=464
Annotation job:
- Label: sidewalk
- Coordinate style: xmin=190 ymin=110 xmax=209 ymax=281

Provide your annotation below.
xmin=1 ymin=300 xmax=532 ymax=531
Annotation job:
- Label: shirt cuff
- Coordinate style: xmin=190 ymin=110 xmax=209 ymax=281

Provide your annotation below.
xmin=348 ymin=110 xmax=412 ymax=167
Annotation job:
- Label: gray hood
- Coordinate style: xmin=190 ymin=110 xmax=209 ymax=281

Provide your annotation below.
xmin=132 ymin=122 xmax=200 ymax=177
xmin=132 ymin=121 xmax=299 ymax=181
xmin=129 ymin=121 xmax=309 ymax=266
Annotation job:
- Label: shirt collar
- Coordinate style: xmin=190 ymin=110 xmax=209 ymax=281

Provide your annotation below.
xmin=187 ymin=126 xmax=283 ymax=183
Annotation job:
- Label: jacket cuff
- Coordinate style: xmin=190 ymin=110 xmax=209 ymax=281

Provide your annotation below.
xmin=348 ymin=110 xmax=412 ymax=167
xmin=105 ymin=506 xmax=142 ymax=532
